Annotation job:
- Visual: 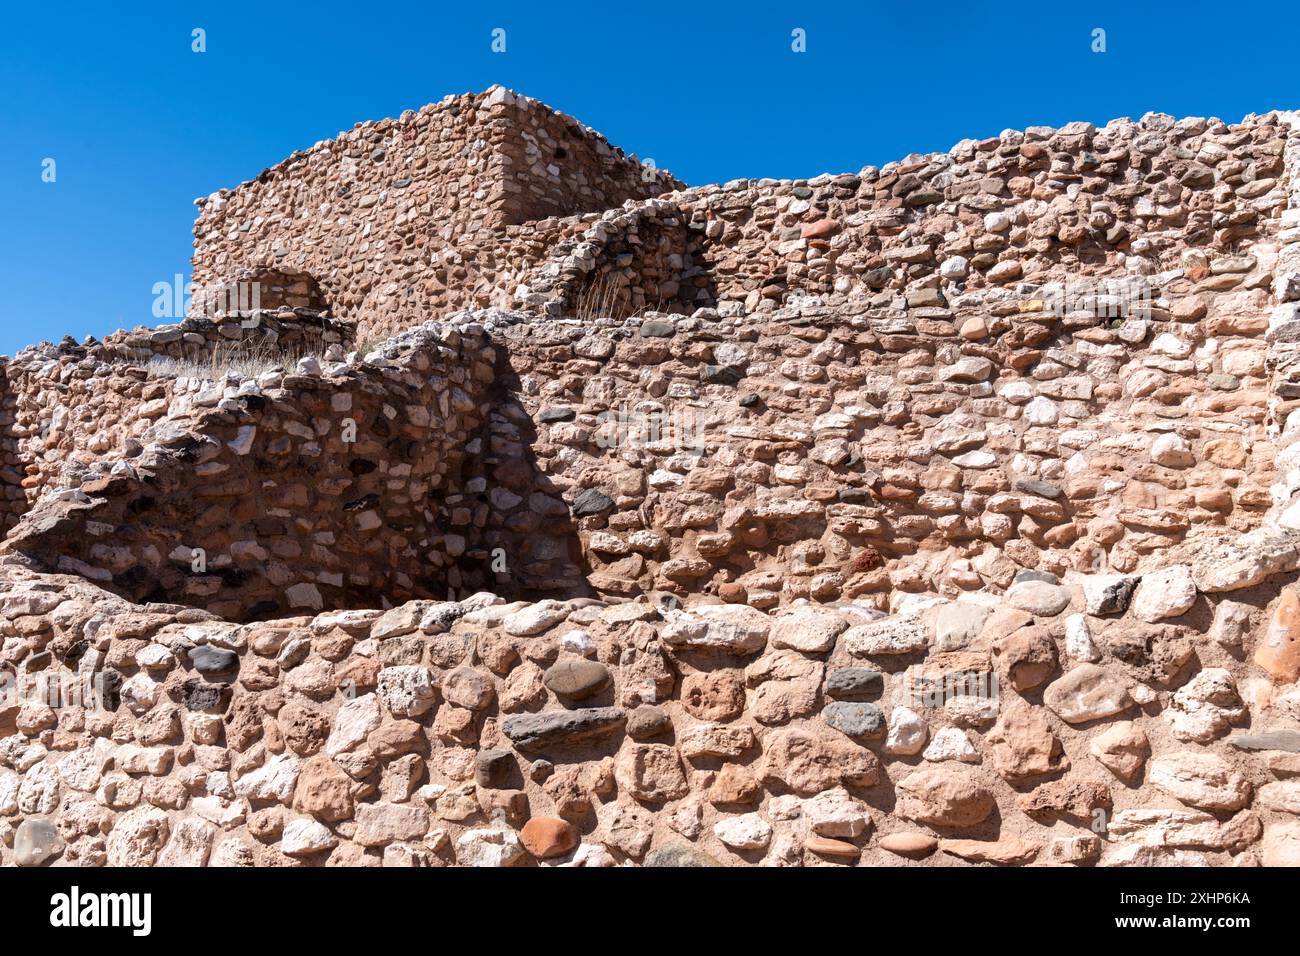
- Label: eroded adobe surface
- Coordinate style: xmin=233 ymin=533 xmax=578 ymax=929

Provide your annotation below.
xmin=4 ymin=93 xmax=1300 ymax=867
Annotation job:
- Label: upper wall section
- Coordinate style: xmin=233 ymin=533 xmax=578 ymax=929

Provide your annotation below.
xmin=528 ymin=112 xmax=1294 ymax=324
xmin=191 ymin=87 xmax=683 ymax=342
xmin=191 ymin=100 xmax=1296 ymax=347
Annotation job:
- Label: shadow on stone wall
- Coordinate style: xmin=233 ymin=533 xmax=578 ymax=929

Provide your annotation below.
xmin=562 ymin=216 xmax=718 ymax=320
xmin=0 ymin=365 xmax=29 ymax=535
xmin=475 ymin=348 xmax=594 ymax=601
xmin=0 ymin=324 xmax=602 ymax=622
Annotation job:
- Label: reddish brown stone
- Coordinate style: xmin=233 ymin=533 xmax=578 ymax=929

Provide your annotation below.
xmin=520 ymin=817 xmax=578 ymax=859
xmin=878 ymin=832 xmax=938 ymax=857
xmin=805 ymin=836 xmax=860 ymax=860
xmin=1257 ymin=589 xmax=1300 ymax=683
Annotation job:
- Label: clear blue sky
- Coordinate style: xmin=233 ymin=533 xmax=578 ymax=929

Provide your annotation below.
xmin=2 ymin=0 xmax=1297 ymax=355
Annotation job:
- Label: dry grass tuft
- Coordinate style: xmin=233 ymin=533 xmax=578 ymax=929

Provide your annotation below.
xmin=572 ymin=273 xmax=669 ymax=323
xmin=146 ymin=337 xmax=322 ymax=382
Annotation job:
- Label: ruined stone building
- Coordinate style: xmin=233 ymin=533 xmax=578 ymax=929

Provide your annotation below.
xmin=3 ymin=86 xmax=1300 ymax=867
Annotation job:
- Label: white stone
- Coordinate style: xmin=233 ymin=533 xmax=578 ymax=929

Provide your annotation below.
xmin=456 ymin=828 xmax=526 ymax=867
xmin=57 ymin=738 xmax=114 ymax=792
xmin=377 ymin=665 xmax=437 ymax=717
xmin=984 ymin=211 xmax=1011 ymax=232
xmin=233 ymin=754 xmax=301 ymax=803
xmin=157 ymin=817 xmax=216 ymax=867
xmin=228 ymin=425 xmax=256 ymax=455
xmin=1023 ymin=396 xmax=1059 ymax=425
xmin=801 ymin=789 xmax=872 ymax=838
xmin=281 ymin=817 xmax=338 ymax=856
xmin=661 ymin=605 xmax=770 ymax=654
xmin=939 ymin=256 xmax=969 ymax=280
xmin=1189 ymin=529 xmax=1298 ymax=593
xmin=1209 ymin=600 xmax=1251 ymax=648
xmin=502 ymin=600 xmax=569 ymax=637
xmin=1064 ymin=614 xmax=1100 ymax=662
xmin=997 ymin=380 xmax=1033 ymax=404
xmin=1150 ymin=432 xmax=1194 ymax=468
xmin=647 ymin=469 xmax=685 ymax=489
xmin=1149 ymin=751 xmax=1250 ymax=811
xmin=559 ymin=629 xmax=596 ymax=656
xmin=1165 ymin=668 xmax=1243 ymax=743
xmin=769 ymin=606 xmax=847 ymax=653
xmin=952 ymin=450 xmax=997 ymax=468
xmin=1151 ymin=332 xmax=1193 ymax=358
xmin=326 ymin=693 xmax=381 ymax=756
xmin=922 ymin=727 xmax=980 ymax=763
xmin=713 ymin=813 xmax=773 ymax=850
xmin=884 ymin=706 xmax=928 ymax=755
xmin=135 ymin=644 xmax=176 ymax=671
xmin=844 ymin=614 xmax=929 ymax=655
xmin=1130 ymin=564 xmax=1197 ymax=621
xmin=106 ymin=805 xmax=171 ymax=867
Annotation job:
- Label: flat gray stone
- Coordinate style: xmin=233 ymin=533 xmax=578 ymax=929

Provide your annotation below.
xmin=822 ymin=701 xmax=885 ymax=739
xmin=645 ymin=845 xmax=722 ymax=867
xmin=1013 ymin=479 xmax=1061 ymax=500
xmin=825 ymin=667 xmax=883 ymax=699
xmin=1006 ymin=580 xmax=1071 ymax=616
xmin=501 ymin=707 xmax=626 ymax=753
xmin=1229 ymin=730 xmax=1300 ymax=753
xmin=542 ymin=659 xmax=611 ymax=700
xmin=639 ymin=319 xmax=676 ymax=338
xmin=188 ymin=645 xmax=239 ymax=676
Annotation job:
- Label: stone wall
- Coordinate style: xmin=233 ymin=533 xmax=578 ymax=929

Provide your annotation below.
xmin=1 ymin=529 xmax=1299 ymax=868
xmin=661 ymin=111 xmax=1291 ymax=316
xmin=190 ymin=87 xmax=682 ymax=344
xmin=6 ymin=101 xmax=1300 ymax=869
xmin=518 ymin=199 xmax=715 ymax=318
xmin=2 ymin=322 xmax=497 ymax=621
xmin=495 ymin=268 xmax=1278 ymax=609
xmin=0 ymin=311 xmax=355 ymax=532
xmin=513 ymin=110 xmax=1290 ymax=325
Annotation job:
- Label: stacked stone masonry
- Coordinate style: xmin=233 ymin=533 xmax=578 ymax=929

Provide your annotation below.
xmin=4 ymin=90 xmax=1300 ymax=867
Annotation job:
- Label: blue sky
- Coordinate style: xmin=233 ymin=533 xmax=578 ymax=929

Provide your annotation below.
xmin=2 ymin=0 xmax=1298 ymax=355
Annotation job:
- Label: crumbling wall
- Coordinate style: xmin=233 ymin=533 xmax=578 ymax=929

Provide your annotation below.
xmin=519 ymin=199 xmax=714 ymax=318
xmin=0 ymin=354 xmax=168 ymax=522
xmin=0 ymin=312 xmax=356 ymax=523
xmin=502 ymin=111 xmax=1295 ymax=332
xmin=669 ymin=112 xmax=1291 ymax=316
xmin=1 ymin=322 xmax=499 ymax=621
xmin=193 ymin=92 xmax=1295 ymax=346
